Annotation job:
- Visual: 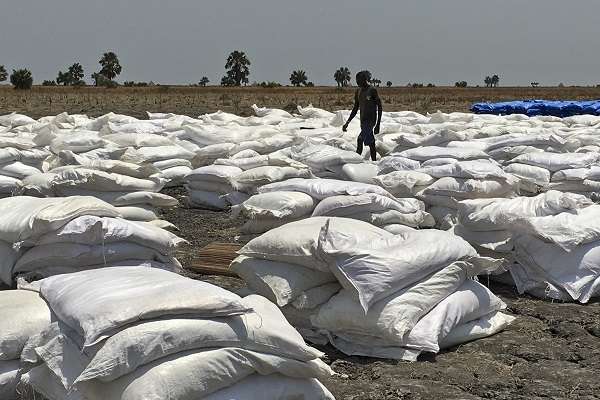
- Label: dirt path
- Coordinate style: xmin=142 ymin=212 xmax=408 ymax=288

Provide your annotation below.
xmin=161 ymin=191 xmax=600 ymax=400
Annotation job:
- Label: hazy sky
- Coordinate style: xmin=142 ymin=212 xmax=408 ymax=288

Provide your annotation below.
xmin=1 ymin=0 xmax=598 ymax=86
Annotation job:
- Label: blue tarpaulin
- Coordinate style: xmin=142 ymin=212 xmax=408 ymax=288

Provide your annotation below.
xmin=470 ymin=100 xmax=600 ymax=117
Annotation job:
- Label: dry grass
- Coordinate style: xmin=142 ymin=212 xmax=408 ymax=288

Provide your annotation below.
xmin=1 ymin=85 xmax=600 ymax=119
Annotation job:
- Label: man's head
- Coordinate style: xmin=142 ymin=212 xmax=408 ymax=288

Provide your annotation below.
xmin=356 ymin=70 xmax=371 ymax=88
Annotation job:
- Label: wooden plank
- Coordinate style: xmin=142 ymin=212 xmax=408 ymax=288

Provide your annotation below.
xmin=187 ymin=242 xmax=242 ymax=277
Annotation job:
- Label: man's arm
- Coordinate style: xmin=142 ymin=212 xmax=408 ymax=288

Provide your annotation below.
xmin=342 ymin=91 xmax=359 ymax=132
xmin=374 ymin=88 xmax=383 ymax=134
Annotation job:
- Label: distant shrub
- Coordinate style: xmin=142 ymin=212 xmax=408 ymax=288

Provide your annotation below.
xmin=92 ymin=72 xmax=118 ymax=88
xmin=257 ymin=81 xmax=282 ymax=88
xmin=42 ymin=80 xmax=57 ymax=86
xmin=124 ymin=81 xmax=149 ymax=87
xmin=455 ymin=81 xmax=468 ymax=88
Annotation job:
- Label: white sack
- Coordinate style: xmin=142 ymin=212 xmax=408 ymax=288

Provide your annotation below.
xmin=235 ymin=191 xmax=315 ymax=219
xmin=203 ymin=374 xmax=334 ymax=400
xmin=317 ymin=219 xmax=483 ymax=311
xmin=258 ymin=178 xmax=394 ymax=200
xmin=0 ymin=290 xmax=51 ymax=360
xmin=239 ymin=217 xmax=392 ymax=272
xmin=0 ymin=196 xmax=120 ymax=243
xmin=510 ymin=152 xmax=599 ymax=172
xmin=37 ymin=266 xmax=251 ymax=347
xmin=28 ymin=216 xmax=183 ymax=255
xmin=231 ymin=256 xmax=336 ymax=307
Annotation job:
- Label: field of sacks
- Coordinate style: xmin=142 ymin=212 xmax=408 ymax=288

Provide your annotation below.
xmin=1 ymin=105 xmax=600 ymax=399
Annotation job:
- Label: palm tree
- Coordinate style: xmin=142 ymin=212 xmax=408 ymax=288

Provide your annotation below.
xmin=484 ymin=76 xmax=492 ymax=87
xmin=199 ymin=77 xmax=209 ymax=87
xmin=372 ymin=78 xmax=382 ymax=87
xmin=99 ymin=51 xmax=122 ymax=81
xmin=0 ymin=66 xmax=7 ymax=83
xmin=290 ymin=70 xmax=308 ymax=87
xmin=223 ymin=50 xmax=251 ymax=86
xmin=491 ymin=74 xmax=500 ymax=87
xmin=334 ymin=67 xmax=351 ymax=87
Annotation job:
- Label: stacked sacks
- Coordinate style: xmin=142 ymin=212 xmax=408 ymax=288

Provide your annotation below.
xmin=453 ymin=191 xmax=592 ymax=267
xmin=234 ymin=177 xmax=432 ymax=235
xmin=376 ymin=154 xmax=421 ymax=175
xmin=390 ymin=128 xmax=472 ymax=154
xmin=0 ymin=196 xmax=183 ymax=286
xmin=287 ymin=142 xmax=364 ymax=179
xmin=510 ymin=205 xmax=600 ymax=302
xmin=548 ymin=165 xmax=600 ymax=198
xmin=184 ymin=165 xmax=245 ymax=210
xmin=233 ymin=165 xmax=314 ymax=194
xmin=0 ymin=290 xmax=52 ymax=399
xmin=233 ymin=218 xmax=379 ymax=340
xmin=414 ymin=159 xmax=521 ymax=229
xmin=237 ymin=178 xmax=432 ymax=234
xmin=232 ymin=192 xmax=317 ymax=234
xmin=22 ymin=166 xmax=169 ymax=222
xmin=20 ymin=267 xmax=335 ymax=400
xmin=101 ymin=131 xmax=193 ymax=186
xmin=333 ymin=162 xmax=380 ymax=184
xmin=234 ymin=217 xmax=513 ymax=360
xmin=58 ymin=111 xmax=195 ymax=186
xmin=186 ymin=153 xmax=312 ymax=211
xmin=214 ymin=148 xmax=310 ymax=177
xmin=397 ymin=146 xmax=490 ymax=164
xmin=33 ymin=124 xmax=124 ymax=167
xmin=465 ymin=132 xmax=566 ymax=163
xmin=0 ymin=126 xmax=48 ymax=198
xmin=506 ymin=152 xmax=600 ymax=198
xmin=311 ymin=194 xmax=434 ymax=231
xmin=312 ymin=219 xmax=511 ymax=359
xmin=373 ymin=170 xmax=435 ymax=197
xmin=0 ymin=113 xmax=37 ymax=129
xmin=257 ymin=177 xmax=394 ymax=200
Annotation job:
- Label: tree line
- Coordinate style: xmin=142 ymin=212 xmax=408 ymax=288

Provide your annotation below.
xmin=1 ymin=50 xmax=517 ymax=90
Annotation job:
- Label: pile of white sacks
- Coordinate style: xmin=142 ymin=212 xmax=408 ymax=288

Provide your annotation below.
xmin=453 ymin=191 xmax=600 ymax=302
xmin=232 ymin=217 xmax=514 ymax=360
xmin=0 ymin=289 xmax=51 ymax=399
xmin=0 ymin=113 xmax=50 ymax=198
xmin=2 ymin=267 xmax=334 ymax=399
xmin=2 ymin=105 xmax=600 ymax=395
xmin=0 ymin=196 xmax=183 ymax=287
xmin=174 ymin=106 xmax=600 ymax=303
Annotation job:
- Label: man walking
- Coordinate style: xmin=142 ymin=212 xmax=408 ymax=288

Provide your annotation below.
xmin=342 ymin=70 xmax=382 ymax=161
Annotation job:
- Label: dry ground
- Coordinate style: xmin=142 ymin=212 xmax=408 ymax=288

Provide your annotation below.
xmin=160 ymin=189 xmax=600 ymax=400
xmin=2 ymin=85 xmax=600 ymax=119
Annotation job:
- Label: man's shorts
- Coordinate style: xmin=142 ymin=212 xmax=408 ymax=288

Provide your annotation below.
xmin=358 ymin=120 xmax=376 ymax=145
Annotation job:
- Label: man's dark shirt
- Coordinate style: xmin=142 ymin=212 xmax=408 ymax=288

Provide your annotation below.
xmin=354 ymin=86 xmax=380 ymax=124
